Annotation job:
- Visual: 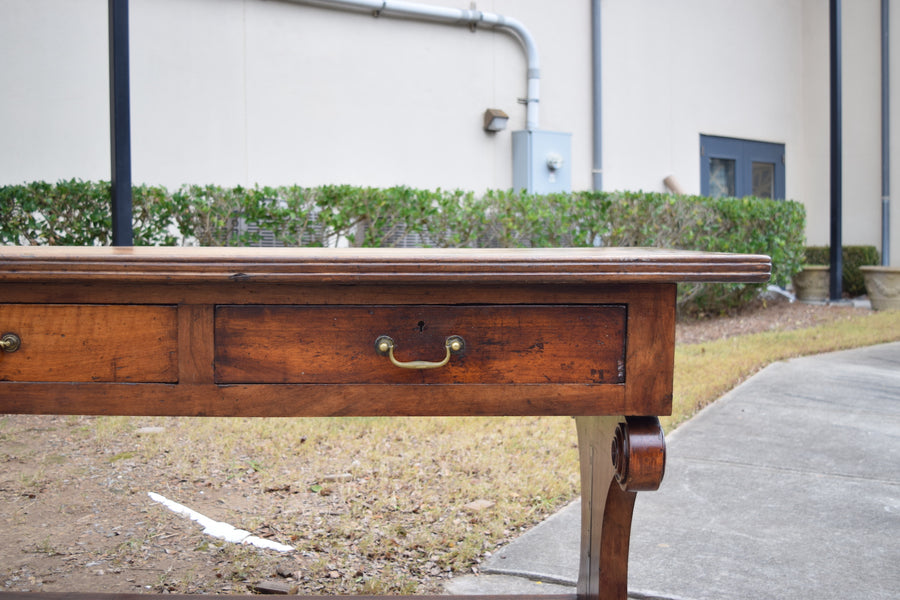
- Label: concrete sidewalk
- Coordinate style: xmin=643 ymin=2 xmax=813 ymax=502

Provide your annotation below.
xmin=447 ymin=342 xmax=900 ymax=599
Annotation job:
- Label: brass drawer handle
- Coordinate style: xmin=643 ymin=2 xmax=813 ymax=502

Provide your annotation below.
xmin=375 ymin=335 xmax=465 ymax=370
xmin=1 ymin=333 xmax=21 ymax=353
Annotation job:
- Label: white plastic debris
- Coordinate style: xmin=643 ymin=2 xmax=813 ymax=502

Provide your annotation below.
xmin=147 ymin=492 xmax=294 ymax=552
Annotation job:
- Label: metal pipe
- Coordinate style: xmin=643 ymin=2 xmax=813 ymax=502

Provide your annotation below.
xmin=882 ymin=0 xmax=891 ymax=265
xmin=108 ymin=0 xmax=133 ymax=246
xmin=829 ymin=0 xmax=843 ymax=300
xmin=591 ymin=0 xmax=602 ymax=191
xmin=283 ymin=0 xmax=541 ymax=129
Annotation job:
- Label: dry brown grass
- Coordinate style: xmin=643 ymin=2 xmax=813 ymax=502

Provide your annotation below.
xmin=1 ymin=414 xmax=580 ymax=594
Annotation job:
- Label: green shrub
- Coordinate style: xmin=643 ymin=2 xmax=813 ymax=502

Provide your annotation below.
xmin=803 ymin=245 xmax=880 ymax=296
xmin=0 ymin=180 xmax=806 ymax=315
xmin=0 ymin=179 xmax=112 ymax=245
xmin=600 ymin=192 xmax=806 ymax=315
xmin=0 ymin=179 xmax=184 ymax=246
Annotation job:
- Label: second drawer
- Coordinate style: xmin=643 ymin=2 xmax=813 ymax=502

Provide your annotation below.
xmin=214 ymin=305 xmax=626 ymax=385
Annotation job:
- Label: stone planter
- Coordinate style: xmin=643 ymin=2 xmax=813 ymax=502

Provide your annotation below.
xmin=792 ymin=265 xmax=829 ymax=302
xmin=860 ymin=266 xmax=900 ymax=311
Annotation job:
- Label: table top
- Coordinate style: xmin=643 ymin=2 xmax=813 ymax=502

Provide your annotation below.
xmin=0 ymin=247 xmax=771 ymax=285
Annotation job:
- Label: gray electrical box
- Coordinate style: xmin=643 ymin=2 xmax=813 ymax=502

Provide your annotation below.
xmin=512 ymin=130 xmax=572 ymax=194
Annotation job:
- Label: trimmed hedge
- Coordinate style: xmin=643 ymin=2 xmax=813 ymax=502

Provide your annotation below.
xmin=1 ymin=180 xmax=806 ymax=315
xmin=803 ymin=245 xmax=880 ymax=296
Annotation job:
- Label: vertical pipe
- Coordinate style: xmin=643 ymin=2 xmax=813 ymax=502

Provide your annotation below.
xmin=591 ymin=0 xmax=602 ymax=191
xmin=882 ymin=0 xmax=891 ymax=265
xmin=109 ymin=0 xmax=133 ymax=246
xmin=829 ymin=0 xmax=843 ymax=299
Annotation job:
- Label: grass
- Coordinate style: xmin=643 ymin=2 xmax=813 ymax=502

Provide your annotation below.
xmin=667 ymin=309 xmax=900 ymax=430
xmin=118 ymin=415 xmax=580 ymax=593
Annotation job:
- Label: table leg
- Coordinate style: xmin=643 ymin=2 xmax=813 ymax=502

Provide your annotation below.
xmin=575 ymin=416 xmax=666 ymax=600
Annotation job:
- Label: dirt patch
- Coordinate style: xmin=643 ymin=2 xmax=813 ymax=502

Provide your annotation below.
xmin=0 ymin=297 xmax=874 ymax=595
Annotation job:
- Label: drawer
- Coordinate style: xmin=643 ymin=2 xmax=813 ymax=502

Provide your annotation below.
xmin=0 ymin=304 xmax=177 ymax=383
xmin=215 ymin=305 xmax=626 ymax=385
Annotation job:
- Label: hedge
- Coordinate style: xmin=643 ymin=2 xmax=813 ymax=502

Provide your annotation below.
xmin=0 ymin=180 xmax=806 ymax=315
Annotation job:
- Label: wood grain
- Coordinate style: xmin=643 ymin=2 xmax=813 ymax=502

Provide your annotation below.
xmin=0 ymin=246 xmax=772 ymax=284
xmin=177 ymin=304 xmax=214 ymax=384
xmin=0 ymin=382 xmax=626 ymax=417
xmin=0 ymin=304 xmax=177 ymax=382
xmin=576 ymin=416 xmax=637 ymax=600
xmin=621 ymin=284 xmax=676 ymax=414
xmin=215 ymin=305 xmax=626 ymax=385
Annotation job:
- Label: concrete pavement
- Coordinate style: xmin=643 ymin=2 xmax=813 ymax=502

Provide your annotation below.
xmin=446 ymin=342 xmax=900 ymax=599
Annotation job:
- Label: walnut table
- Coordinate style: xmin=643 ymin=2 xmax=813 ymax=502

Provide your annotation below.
xmin=0 ymin=246 xmax=770 ymax=600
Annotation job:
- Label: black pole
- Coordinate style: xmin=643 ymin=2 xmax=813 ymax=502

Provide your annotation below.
xmin=829 ymin=0 xmax=842 ymax=299
xmin=109 ymin=0 xmax=133 ymax=246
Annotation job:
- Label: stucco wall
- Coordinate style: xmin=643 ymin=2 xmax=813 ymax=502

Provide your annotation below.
xmin=601 ymin=0 xmax=807 ymax=199
xmin=1 ymin=0 xmax=897 ymax=264
xmin=0 ymin=0 xmax=109 ymax=184
xmin=599 ymin=0 xmax=897 ymax=265
xmin=825 ymin=0 xmax=893 ymax=264
xmin=799 ymin=0 xmax=899 ymax=265
xmin=893 ymin=0 xmax=900 ymax=266
xmin=799 ymin=0 xmax=830 ymax=253
xmin=0 ymin=0 xmax=593 ymax=191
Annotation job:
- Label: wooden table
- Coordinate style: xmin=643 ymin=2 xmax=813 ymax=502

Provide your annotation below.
xmin=0 ymin=247 xmax=770 ymax=600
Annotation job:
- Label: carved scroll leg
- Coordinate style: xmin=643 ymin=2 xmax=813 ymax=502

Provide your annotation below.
xmin=575 ymin=416 xmax=666 ymax=600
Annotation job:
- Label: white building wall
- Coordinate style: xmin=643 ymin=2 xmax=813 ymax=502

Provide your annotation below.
xmin=799 ymin=0 xmax=899 ymax=266
xmin=600 ymin=0 xmax=806 ymax=198
xmin=599 ymin=0 xmax=897 ymax=265
xmin=799 ymin=0 xmax=830 ymax=253
xmin=0 ymin=0 xmax=109 ymax=184
xmin=893 ymin=0 xmax=900 ymax=266
xmin=0 ymin=0 xmax=897 ymax=263
xmin=130 ymin=0 xmax=248 ymax=187
xmin=231 ymin=0 xmax=593 ymax=191
xmin=0 ymin=0 xmax=594 ymax=192
xmin=834 ymin=0 xmax=882 ymax=257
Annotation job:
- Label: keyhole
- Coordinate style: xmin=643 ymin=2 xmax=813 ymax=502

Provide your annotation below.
xmin=417 ymin=321 xmax=426 ymax=332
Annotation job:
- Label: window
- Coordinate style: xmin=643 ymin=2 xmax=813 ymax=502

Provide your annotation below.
xmin=700 ymin=135 xmax=785 ymax=199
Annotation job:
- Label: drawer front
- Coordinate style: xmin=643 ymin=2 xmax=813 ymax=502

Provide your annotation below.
xmin=0 ymin=304 xmax=177 ymax=382
xmin=215 ymin=305 xmax=626 ymax=385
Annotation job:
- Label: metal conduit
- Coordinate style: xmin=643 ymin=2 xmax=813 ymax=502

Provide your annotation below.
xmin=882 ymin=0 xmax=891 ymax=265
xmin=283 ymin=0 xmax=541 ymax=130
xmin=591 ymin=0 xmax=602 ymax=192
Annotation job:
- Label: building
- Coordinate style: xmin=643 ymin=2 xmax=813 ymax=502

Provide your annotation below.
xmin=1 ymin=0 xmax=897 ymax=264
